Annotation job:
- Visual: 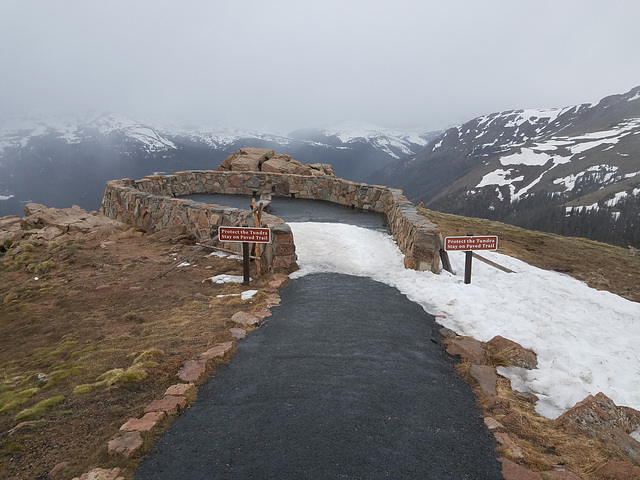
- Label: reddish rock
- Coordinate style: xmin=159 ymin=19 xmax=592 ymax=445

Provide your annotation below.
xmin=107 ymin=431 xmax=143 ymax=457
xmin=165 ymin=383 xmax=196 ymax=397
xmin=484 ymin=416 xmax=505 ymax=430
xmin=177 ymin=359 xmax=207 ymax=382
xmin=438 ymin=327 xmax=458 ymax=339
xmin=545 ymin=469 xmax=584 ymax=479
xmin=268 ymin=273 xmax=289 ymax=288
xmin=495 ymin=432 xmax=525 ymax=459
xmin=446 ymin=337 xmax=489 ymax=364
xmin=144 ymin=395 xmax=187 ymax=415
xmin=231 ymin=311 xmax=261 ymax=326
xmin=71 ymin=468 xmax=124 ymax=480
xmin=557 ymin=392 xmax=640 ymax=438
xmin=594 ymin=460 xmax=640 ymax=479
xmin=469 ymin=364 xmax=498 ymax=396
xmin=230 ymin=327 xmax=247 ymax=339
xmin=120 ymin=411 xmax=166 ymax=432
xmin=499 ymin=458 xmax=543 ymax=480
xmin=487 ymin=335 xmax=538 ymax=369
xmin=199 ymin=341 xmax=234 ymax=360
xmin=253 ymin=308 xmax=272 ymax=320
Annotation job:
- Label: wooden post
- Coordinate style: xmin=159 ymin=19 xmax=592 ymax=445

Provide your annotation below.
xmin=464 ymin=232 xmax=473 ymax=284
xmin=242 ymin=242 xmax=250 ymax=285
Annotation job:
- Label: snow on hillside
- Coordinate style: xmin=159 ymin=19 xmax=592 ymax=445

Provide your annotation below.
xmin=290 ymin=222 xmax=640 ymax=420
xmin=314 ymin=122 xmax=432 ymax=159
xmin=472 ymin=116 xmax=640 ymax=204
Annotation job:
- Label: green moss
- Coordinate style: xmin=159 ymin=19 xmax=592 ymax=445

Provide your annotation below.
xmin=0 ymin=388 xmax=39 ymax=414
xmin=133 ymin=349 xmax=164 ymax=364
xmin=72 ymin=384 xmax=94 ymax=395
xmin=114 ymin=369 xmax=147 ymax=385
xmin=43 ymin=370 xmax=70 ymax=389
xmin=14 ymin=395 xmax=64 ymax=421
xmin=96 ymin=368 xmax=125 ymax=386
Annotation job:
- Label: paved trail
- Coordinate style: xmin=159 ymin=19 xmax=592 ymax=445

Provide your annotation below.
xmin=136 ymin=273 xmax=503 ymax=479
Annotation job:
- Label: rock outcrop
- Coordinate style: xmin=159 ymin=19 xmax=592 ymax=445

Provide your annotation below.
xmin=216 ymin=147 xmax=335 ymax=177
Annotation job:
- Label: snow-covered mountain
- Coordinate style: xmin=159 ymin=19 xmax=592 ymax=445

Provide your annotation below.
xmin=0 ymin=113 xmax=437 ymax=217
xmin=371 ymin=86 xmax=640 ymax=247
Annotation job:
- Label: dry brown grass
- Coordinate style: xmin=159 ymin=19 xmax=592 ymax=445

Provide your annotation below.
xmin=0 ymin=227 xmax=273 ymax=479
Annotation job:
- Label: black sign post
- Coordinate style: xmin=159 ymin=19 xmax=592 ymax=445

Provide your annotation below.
xmin=464 ymin=233 xmax=473 ymax=284
xmin=443 ymin=233 xmax=499 ymax=285
xmin=218 ymin=226 xmax=272 ymax=286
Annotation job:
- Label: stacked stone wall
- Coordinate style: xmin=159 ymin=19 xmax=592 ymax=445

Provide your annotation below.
xmin=101 ymin=170 xmax=442 ymax=273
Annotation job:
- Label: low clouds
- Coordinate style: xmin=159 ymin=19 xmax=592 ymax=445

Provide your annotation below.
xmin=2 ymin=0 xmax=639 ymax=133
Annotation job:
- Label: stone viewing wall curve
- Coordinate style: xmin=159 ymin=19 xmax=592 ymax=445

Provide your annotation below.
xmin=101 ymin=170 xmax=442 ymax=274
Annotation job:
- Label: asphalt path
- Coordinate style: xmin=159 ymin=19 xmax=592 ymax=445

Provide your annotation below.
xmin=136 ymin=273 xmax=503 ymax=479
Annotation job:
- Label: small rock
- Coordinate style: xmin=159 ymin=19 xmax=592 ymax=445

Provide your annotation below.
xmin=495 ymin=432 xmax=525 ymax=459
xmin=144 ymin=395 xmax=187 ymax=415
xmin=557 ymin=392 xmax=640 ymax=440
xmin=445 ymin=337 xmax=489 ymax=364
xmin=499 ymin=458 xmax=543 ymax=480
xmin=231 ymin=311 xmax=260 ymax=326
xmin=199 ymin=341 xmax=234 ymax=360
xmin=483 ymin=416 xmax=505 ymax=430
xmin=71 ymin=467 xmax=124 ymax=480
xmin=594 ymin=460 xmax=640 ymax=479
xmin=469 ymin=364 xmax=498 ymax=396
xmin=177 ymin=359 xmax=207 ymax=382
xmin=120 ymin=411 xmax=166 ymax=432
xmin=438 ymin=327 xmax=458 ymax=339
xmin=545 ymin=468 xmax=584 ymax=479
xmin=165 ymin=383 xmax=196 ymax=397
xmin=253 ymin=308 xmax=272 ymax=320
xmin=230 ymin=327 xmax=247 ymax=339
xmin=107 ymin=431 xmax=143 ymax=457
xmin=487 ymin=335 xmax=538 ymax=369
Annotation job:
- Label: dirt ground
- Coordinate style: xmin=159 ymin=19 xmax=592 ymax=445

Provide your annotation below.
xmin=0 ymin=220 xmax=277 ymax=479
xmin=1 ymin=207 xmax=639 ymax=479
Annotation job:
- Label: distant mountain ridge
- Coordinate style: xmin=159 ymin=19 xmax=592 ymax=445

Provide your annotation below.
xmin=0 ymin=114 xmax=437 ymax=216
xmin=370 ymin=86 xmax=640 ymax=247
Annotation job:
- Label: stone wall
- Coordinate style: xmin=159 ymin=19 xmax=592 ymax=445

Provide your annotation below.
xmin=101 ymin=170 xmax=442 ymax=273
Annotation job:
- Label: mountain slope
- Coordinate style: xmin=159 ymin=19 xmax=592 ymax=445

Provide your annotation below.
xmin=370 ymin=86 xmax=640 ymax=247
xmin=0 ymin=114 xmax=436 ymax=216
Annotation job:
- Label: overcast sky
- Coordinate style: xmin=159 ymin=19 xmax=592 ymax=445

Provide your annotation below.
xmin=1 ymin=0 xmax=639 ymax=134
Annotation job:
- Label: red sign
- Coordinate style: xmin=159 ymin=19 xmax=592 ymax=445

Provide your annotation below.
xmin=444 ymin=235 xmax=498 ymax=251
xmin=218 ymin=226 xmax=271 ymax=243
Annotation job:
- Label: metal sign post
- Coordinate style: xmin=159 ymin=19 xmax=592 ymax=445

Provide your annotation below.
xmin=218 ymin=226 xmax=272 ymax=285
xmin=443 ymin=234 xmax=499 ymax=285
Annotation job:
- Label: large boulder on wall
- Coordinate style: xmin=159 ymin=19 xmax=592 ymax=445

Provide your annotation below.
xmin=216 ymin=148 xmax=335 ymax=177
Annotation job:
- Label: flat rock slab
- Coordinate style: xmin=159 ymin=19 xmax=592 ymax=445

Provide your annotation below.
xmin=446 ymin=337 xmax=489 ymax=364
xmin=165 ymin=383 xmax=196 ymax=397
xmin=469 ymin=364 xmax=498 ymax=396
xmin=230 ymin=328 xmax=247 ymax=339
xmin=231 ymin=311 xmax=260 ymax=326
xmin=107 ymin=431 xmax=143 ymax=457
xmin=177 ymin=359 xmax=207 ymax=382
xmin=199 ymin=341 xmax=233 ymax=360
xmin=144 ymin=395 xmax=187 ymax=415
xmin=120 ymin=411 xmax=166 ymax=432
xmin=500 ymin=458 xmax=543 ymax=480
xmin=71 ymin=468 xmax=124 ymax=480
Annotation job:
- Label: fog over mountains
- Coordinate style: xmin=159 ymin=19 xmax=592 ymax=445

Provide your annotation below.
xmin=0 ymin=114 xmax=436 ymax=217
xmin=1 ymin=86 xmax=639 ymax=247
